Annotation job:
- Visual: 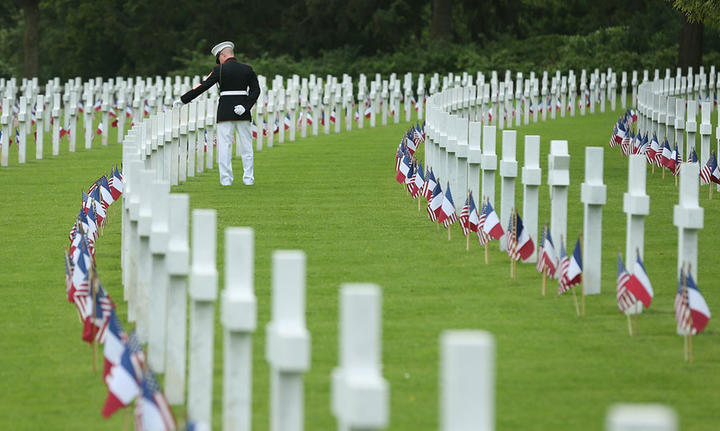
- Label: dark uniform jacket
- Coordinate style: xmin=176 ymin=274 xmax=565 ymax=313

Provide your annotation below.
xmin=180 ymin=57 xmax=260 ymax=122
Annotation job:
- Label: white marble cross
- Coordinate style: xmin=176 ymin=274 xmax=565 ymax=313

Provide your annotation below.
xmin=35 ymin=94 xmax=44 ymax=159
xmin=454 ymin=116 xmax=469 ymax=212
xmin=51 ymin=93 xmax=61 ymax=156
xmin=148 ymin=179 xmax=170 ymax=372
xmin=673 ymin=163 xmax=704 ymax=281
xmin=164 ymin=193 xmax=190 ymax=405
xmin=548 ymin=140 xmax=570 ymax=251
xmin=606 ymin=404 xmax=677 ymax=431
xmin=621 ymin=71 xmax=628 ymax=108
xmin=686 ymin=98 xmax=698 ymax=162
xmin=331 ymin=284 xmax=388 ymax=431
xmin=266 ymin=250 xmax=310 ymax=431
xmin=521 ymin=135 xmax=541 ymax=263
xmin=623 ymin=155 xmax=650 ymax=314
xmin=1 ymin=97 xmax=11 ymax=167
xmin=187 ymin=209 xmax=218 ymax=427
xmin=17 ymin=96 xmax=27 ymax=163
xmin=499 ymin=130 xmax=517 ymax=251
xmin=135 ymin=168 xmax=155 ymax=343
xmin=581 ymin=147 xmax=606 ymax=295
xmin=467 ymin=122 xmax=483 ymax=209
xmin=699 ymin=101 xmax=711 ymax=164
xmin=481 ymin=125 xmax=497 ymax=205
xmin=187 ymin=102 xmax=196 ymax=177
xmin=440 ymin=330 xmax=494 ymax=431
xmin=221 ymin=227 xmax=257 ymax=431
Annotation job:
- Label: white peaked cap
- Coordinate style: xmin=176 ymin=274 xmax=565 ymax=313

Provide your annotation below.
xmin=211 ymin=41 xmax=234 ymax=57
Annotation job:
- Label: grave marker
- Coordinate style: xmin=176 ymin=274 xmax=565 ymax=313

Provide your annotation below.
xmin=499 ymin=130 xmax=517 ymax=251
xmin=222 ymin=227 xmax=257 ymax=431
xmin=481 ymin=126 xmax=497 ymax=205
xmin=623 ymin=155 xmax=650 ymax=314
xmin=548 ymin=140 xmax=570 ymax=251
xmin=440 ymin=330 xmax=494 ymax=431
xmin=606 ymin=404 xmax=677 ymax=431
xmin=522 ymin=135 xmax=541 ymax=263
xmin=580 ymin=147 xmax=606 ymax=295
xmin=188 ymin=209 xmax=218 ymax=427
xmin=331 ymin=284 xmax=388 ymax=431
xmin=266 ymin=251 xmax=310 ymax=431
xmin=164 ymin=193 xmax=190 ymax=405
xmin=673 ymin=163 xmax=703 ymax=281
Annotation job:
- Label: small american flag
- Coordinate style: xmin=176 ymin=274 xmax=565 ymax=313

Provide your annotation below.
xmin=459 ymin=195 xmax=470 ymax=236
xmin=616 ymin=253 xmax=637 ymax=313
xmin=476 ymin=199 xmax=490 ymax=246
xmin=556 ymin=243 xmax=570 ymax=295
xmin=674 ymin=268 xmax=693 ymax=335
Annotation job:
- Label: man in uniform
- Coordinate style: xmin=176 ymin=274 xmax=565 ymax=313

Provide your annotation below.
xmin=174 ymin=41 xmax=260 ymax=186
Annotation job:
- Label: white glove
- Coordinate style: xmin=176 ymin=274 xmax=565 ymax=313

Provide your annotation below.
xmin=234 ymin=104 xmax=246 ymax=116
xmin=173 ymin=99 xmax=183 ymax=108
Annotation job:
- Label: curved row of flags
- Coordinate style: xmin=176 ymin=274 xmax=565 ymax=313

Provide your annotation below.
xmin=610 ymin=108 xmax=720 ymax=185
xmin=396 ymin=121 xmax=710 ymax=341
xmin=64 ymin=166 xmax=177 ymax=430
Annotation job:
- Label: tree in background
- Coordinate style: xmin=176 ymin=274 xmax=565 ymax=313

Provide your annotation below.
xmin=2 ymin=0 xmax=720 ymax=80
xmin=19 ymin=0 xmax=38 ymax=78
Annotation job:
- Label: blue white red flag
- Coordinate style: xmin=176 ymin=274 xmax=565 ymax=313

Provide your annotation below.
xmin=396 ymin=153 xmax=411 ymax=183
xmin=409 ymin=161 xmax=424 ymax=198
xmin=675 ymin=269 xmax=711 ymax=335
xmin=700 ymin=152 xmax=718 ymax=184
xmin=103 ymin=309 xmax=127 ymax=379
xmin=134 ymin=369 xmax=176 ymax=431
xmin=427 ymin=182 xmax=443 ymax=222
xmin=438 ymin=183 xmax=458 ymax=227
xmin=536 ymin=224 xmax=557 ymax=278
xmin=422 ymin=169 xmax=437 ymax=201
xmin=481 ymin=200 xmax=503 ymax=240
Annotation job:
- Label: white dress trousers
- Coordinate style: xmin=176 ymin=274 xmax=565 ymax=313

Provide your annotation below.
xmin=216 ymin=120 xmax=253 ymax=186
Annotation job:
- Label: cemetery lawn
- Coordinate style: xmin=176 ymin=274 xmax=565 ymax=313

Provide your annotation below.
xmin=1 ymin=110 xmax=719 ymax=430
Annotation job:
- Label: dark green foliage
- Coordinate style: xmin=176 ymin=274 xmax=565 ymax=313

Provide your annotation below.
xmin=2 ymin=0 xmax=720 ymax=81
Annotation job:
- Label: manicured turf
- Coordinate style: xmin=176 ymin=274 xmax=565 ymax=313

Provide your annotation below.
xmin=1 ymin=107 xmax=718 ymax=430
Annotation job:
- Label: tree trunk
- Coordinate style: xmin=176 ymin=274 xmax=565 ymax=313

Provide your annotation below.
xmin=431 ymin=0 xmax=453 ymax=40
xmin=20 ymin=0 xmax=39 ymax=78
xmin=678 ymin=14 xmax=703 ymax=72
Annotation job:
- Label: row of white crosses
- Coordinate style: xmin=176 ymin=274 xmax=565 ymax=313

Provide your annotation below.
xmin=427 ymin=70 xmax=707 ymax=303
xmin=424 ymin=73 xmax=606 ymax=269
xmin=250 ymin=71 xmax=429 ymax=152
xmin=118 ymin=113 xmax=501 ymax=430
xmin=636 ymin=70 xmax=720 ymax=191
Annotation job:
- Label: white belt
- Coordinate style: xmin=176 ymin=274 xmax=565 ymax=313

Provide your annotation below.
xmin=220 ymin=90 xmax=248 ymax=96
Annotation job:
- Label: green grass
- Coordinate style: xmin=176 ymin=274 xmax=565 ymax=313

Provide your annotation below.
xmin=1 ymin=107 xmax=718 ymax=430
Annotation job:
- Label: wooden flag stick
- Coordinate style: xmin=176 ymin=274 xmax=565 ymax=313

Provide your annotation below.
xmin=710 ymin=184 xmax=713 ymax=200
xmin=448 ymin=225 xmax=451 ymax=241
xmin=542 ymin=273 xmax=547 ymax=296
xmin=418 ymin=195 xmax=421 ymax=212
xmin=626 ymin=314 xmax=633 ymax=336
xmin=662 ymin=168 xmax=665 ymax=179
xmin=466 ymin=230 xmax=470 ymax=251
xmin=571 ymin=286 xmax=580 ymax=316
xmin=579 ymin=234 xmax=585 ymax=317
xmin=651 ymin=163 xmax=655 ymax=175
xmin=123 ymin=403 xmax=131 ymax=431
xmin=634 ymin=310 xmax=639 ymax=335
xmin=484 ymin=243 xmax=489 ymax=264
xmin=675 ymin=172 xmax=678 ymax=187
